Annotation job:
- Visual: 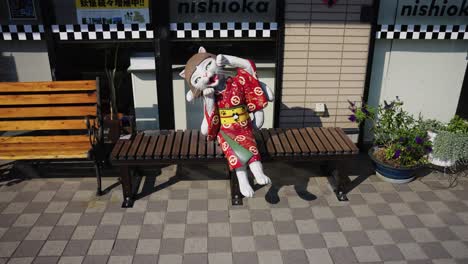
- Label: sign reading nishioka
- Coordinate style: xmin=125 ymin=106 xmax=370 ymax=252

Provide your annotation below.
xmin=170 ymin=0 xmax=276 ymax=22
xmin=400 ymin=0 xmax=468 ymax=17
xmin=75 ymin=0 xmax=150 ymax=24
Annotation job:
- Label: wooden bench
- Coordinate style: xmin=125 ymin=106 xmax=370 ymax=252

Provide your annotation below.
xmin=0 ymin=79 xmax=105 ymax=193
xmin=110 ymin=127 xmax=359 ymax=208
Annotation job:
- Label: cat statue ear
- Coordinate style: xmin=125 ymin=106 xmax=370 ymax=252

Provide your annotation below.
xmin=186 ymin=90 xmax=194 ymax=102
xmin=179 ymin=69 xmax=194 ymax=102
xmin=198 ymin=46 xmax=207 ymax=53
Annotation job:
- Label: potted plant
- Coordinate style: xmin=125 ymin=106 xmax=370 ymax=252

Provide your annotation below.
xmin=424 ymin=116 xmax=468 ymax=167
xmin=348 ymin=98 xmax=432 ymax=183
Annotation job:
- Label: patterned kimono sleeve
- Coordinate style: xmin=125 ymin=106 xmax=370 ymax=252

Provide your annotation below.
xmin=204 ymin=104 xmax=220 ymax=141
xmin=238 ymin=60 xmax=269 ymax=113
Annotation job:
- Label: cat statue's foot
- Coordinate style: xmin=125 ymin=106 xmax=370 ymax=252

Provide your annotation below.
xmin=249 ymin=161 xmax=271 ymax=185
xmin=235 ymin=167 xmax=254 ymax=197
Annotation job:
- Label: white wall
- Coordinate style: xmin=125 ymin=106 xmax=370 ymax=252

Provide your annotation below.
xmin=0 ymin=41 xmax=52 ymax=82
xmin=366 ymin=0 xmax=468 ymax=141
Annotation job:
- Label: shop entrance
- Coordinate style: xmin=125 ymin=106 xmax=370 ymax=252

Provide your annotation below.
xmin=167 ymin=0 xmax=280 ymax=130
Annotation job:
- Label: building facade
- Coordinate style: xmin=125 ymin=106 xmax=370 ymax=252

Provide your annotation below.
xmin=2 ymin=0 xmax=465 ymax=143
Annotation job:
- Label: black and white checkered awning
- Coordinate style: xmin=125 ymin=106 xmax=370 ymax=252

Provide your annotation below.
xmin=170 ymin=22 xmax=278 ymax=39
xmin=0 ymin=25 xmax=44 ymax=40
xmin=377 ymin=24 xmax=467 ymax=40
xmin=51 ymin=24 xmax=154 ymax=40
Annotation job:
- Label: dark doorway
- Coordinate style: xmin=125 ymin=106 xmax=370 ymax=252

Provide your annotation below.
xmin=456 ymin=64 xmax=468 ymax=119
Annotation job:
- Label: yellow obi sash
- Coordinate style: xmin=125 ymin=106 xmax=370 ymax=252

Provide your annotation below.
xmin=219 ymin=105 xmax=250 ymax=125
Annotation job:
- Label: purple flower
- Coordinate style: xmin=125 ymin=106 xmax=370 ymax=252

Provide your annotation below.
xmin=399 ymin=137 xmax=405 ymax=142
xmin=426 ymin=146 xmax=433 ymax=153
xmin=347 ymin=100 xmax=355 ymax=107
xmin=415 ymin=137 xmax=423 ymax=144
xmin=348 ymin=115 xmax=357 ymax=122
xmin=393 ymin=149 xmax=401 ymax=159
xmin=361 ymin=107 xmax=369 ymax=115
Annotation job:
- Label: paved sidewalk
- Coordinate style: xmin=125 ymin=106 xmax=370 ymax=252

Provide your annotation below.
xmin=0 ymin=160 xmax=467 ymax=264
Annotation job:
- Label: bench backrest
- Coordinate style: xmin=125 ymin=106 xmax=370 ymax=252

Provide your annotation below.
xmin=0 ymin=79 xmax=99 ymax=136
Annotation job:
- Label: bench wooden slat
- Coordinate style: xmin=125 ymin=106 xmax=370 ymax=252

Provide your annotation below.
xmin=162 ymin=131 xmax=175 ymax=159
xmin=153 ymin=135 xmax=166 ymax=159
xmin=291 ymin=129 xmax=310 ymax=155
xmin=254 ymin=131 xmax=268 ymax=157
xmin=127 ymin=134 xmax=144 ymax=160
xmin=276 ymin=128 xmax=293 ymax=156
xmin=298 ymin=128 xmax=318 ymax=154
xmin=144 ymin=135 xmax=159 ymax=159
xmin=171 ymin=131 xmax=184 ymax=159
xmin=0 ymin=120 xmax=87 ymax=131
xmin=0 ymin=80 xmax=96 ymax=92
xmin=111 ymin=140 xmax=125 ymax=160
xmin=0 ymin=93 xmax=97 ymax=106
xmin=329 ymin=128 xmax=352 ymax=153
xmin=0 ymin=135 xmax=89 ymax=144
xmin=0 ymin=148 xmax=89 ymax=160
xmin=284 ymin=129 xmax=302 ymax=156
xmin=268 ymin=128 xmax=284 ymax=156
xmin=136 ymin=135 xmax=150 ymax=159
xmin=0 ymin=142 xmax=89 ymax=151
xmin=189 ymin=130 xmax=199 ymax=159
xmin=321 ymin=128 xmax=342 ymax=154
xmin=198 ymin=134 xmax=206 ymax=158
xmin=305 ymin=127 xmax=326 ymax=154
xmin=180 ymin=130 xmax=191 ymax=159
xmin=118 ymin=140 xmax=132 ymax=160
xmin=0 ymin=106 xmax=96 ymax=118
xmin=207 ymin=137 xmax=215 ymax=158
xmin=261 ymin=129 xmax=276 ymax=156
xmin=335 ymin=128 xmax=360 ymax=154
xmin=312 ymin=127 xmax=334 ymax=154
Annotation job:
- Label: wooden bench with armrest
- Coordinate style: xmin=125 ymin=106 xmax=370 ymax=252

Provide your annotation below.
xmin=0 ymin=79 xmax=106 ymax=193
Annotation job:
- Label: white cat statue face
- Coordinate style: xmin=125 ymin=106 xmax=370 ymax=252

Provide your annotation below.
xmin=179 ymin=47 xmax=221 ymax=102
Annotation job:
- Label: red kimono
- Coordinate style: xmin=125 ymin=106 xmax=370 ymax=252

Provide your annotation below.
xmin=205 ymin=60 xmax=268 ymax=170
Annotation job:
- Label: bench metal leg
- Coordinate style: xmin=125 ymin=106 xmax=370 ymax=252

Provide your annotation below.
xmin=120 ymin=165 xmax=134 ymax=208
xmin=322 ymin=161 xmax=349 ymax=202
xmin=95 ymin=161 xmax=103 ymax=196
xmin=229 ymin=165 xmax=243 ymax=206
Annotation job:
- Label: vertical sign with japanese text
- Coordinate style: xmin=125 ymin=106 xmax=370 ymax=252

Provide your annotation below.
xmin=75 ymin=0 xmax=150 ymax=24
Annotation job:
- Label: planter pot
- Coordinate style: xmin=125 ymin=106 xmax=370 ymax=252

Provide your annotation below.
xmin=368 ymin=148 xmax=419 ymax=184
xmin=427 ymin=131 xmax=456 ymax=167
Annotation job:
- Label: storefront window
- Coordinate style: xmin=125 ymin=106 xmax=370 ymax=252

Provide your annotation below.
xmin=169 ymin=0 xmax=278 ymax=130
xmin=50 ymin=0 xmax=159 ymax=129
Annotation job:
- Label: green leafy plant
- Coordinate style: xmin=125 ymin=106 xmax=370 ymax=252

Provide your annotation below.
xmin=419 ymin=119 xmax=445 ymax=132
xmin=348 ymin=97 xmax=432 ymax=168
xmin=446 ymin=115 xmax=468 ymax=134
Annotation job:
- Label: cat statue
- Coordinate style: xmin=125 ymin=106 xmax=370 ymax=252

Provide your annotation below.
xmin=179 ymin=47 xmax=275 ymax=197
